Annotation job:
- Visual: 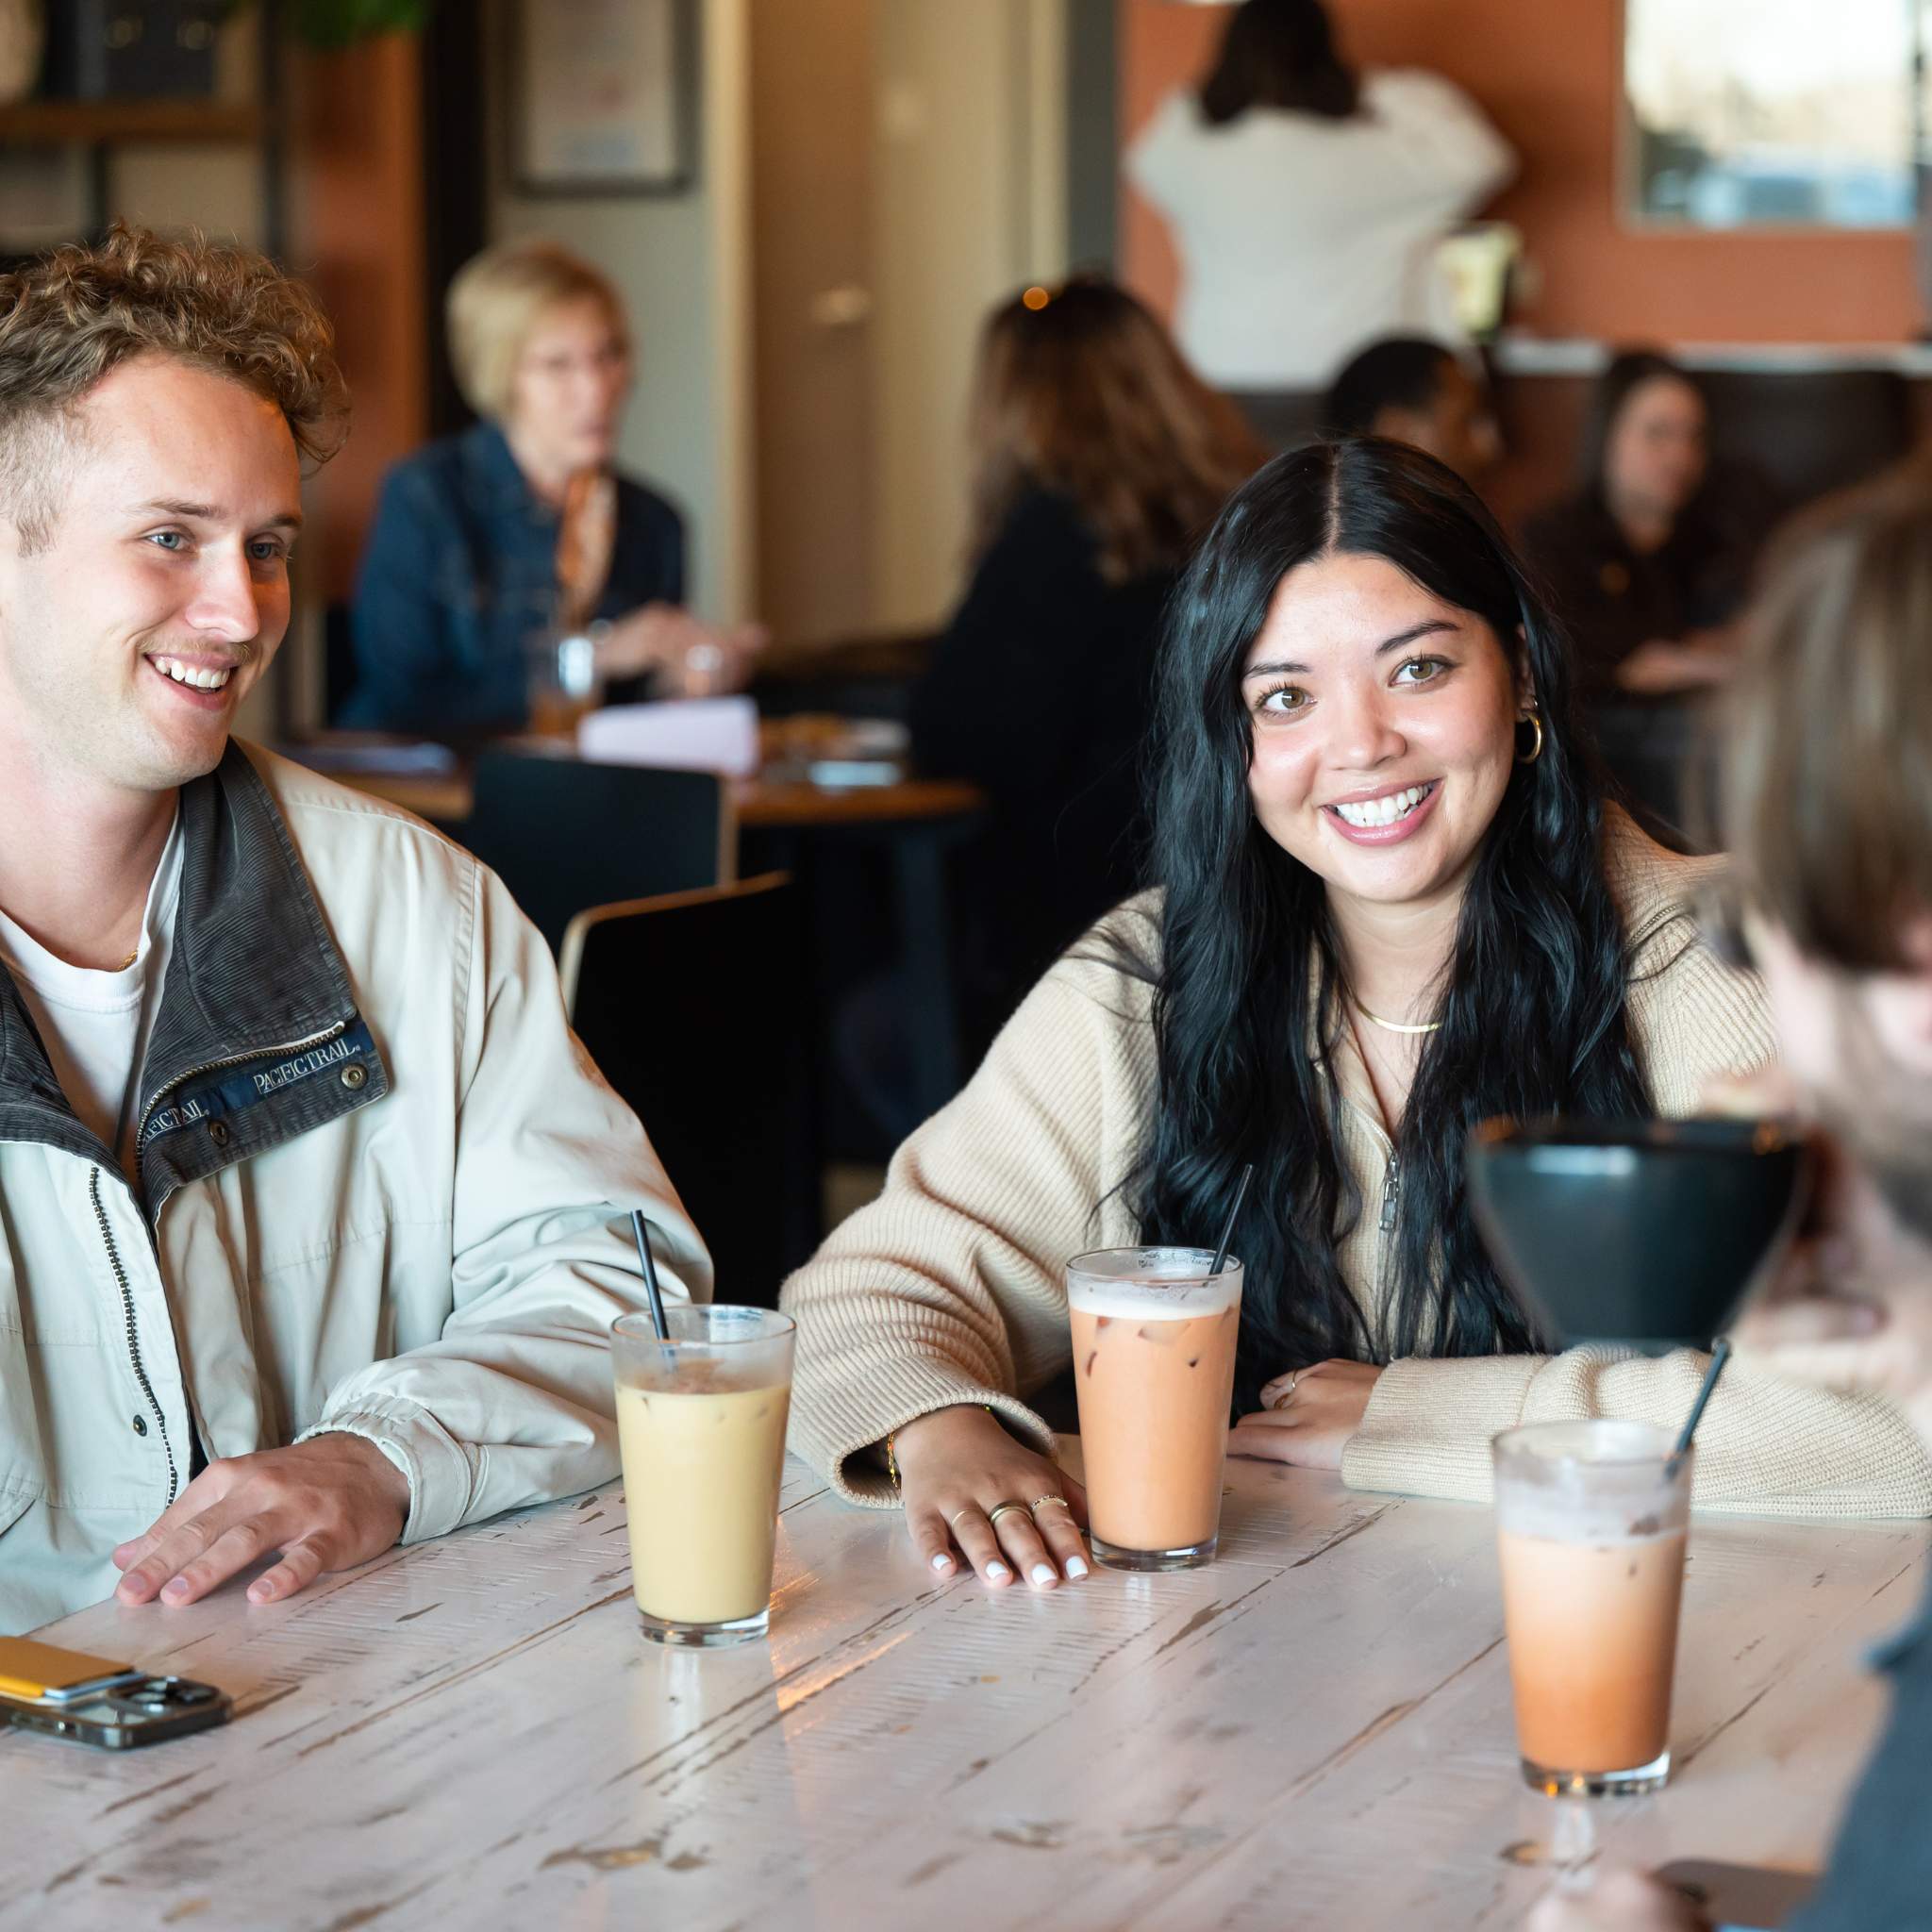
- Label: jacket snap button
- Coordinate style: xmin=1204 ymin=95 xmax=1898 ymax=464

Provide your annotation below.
xmin=131 ymin=1414 xmax=148 ymax=1436
xmin=208 ymin=1119 xmax=230 ymax=1147
xmin=340 ymin=1063 xmax=367 ymax=1091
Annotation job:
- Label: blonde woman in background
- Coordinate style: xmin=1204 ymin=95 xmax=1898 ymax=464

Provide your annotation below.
xmin=344 ymin=238 xmax=760 ymax=738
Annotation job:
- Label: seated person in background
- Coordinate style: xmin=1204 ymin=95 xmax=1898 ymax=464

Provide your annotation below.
xmin=342 ymin=237 xmax=760 ymax=739
xmin=1324 ymin=336 xmax=1501 ymax=490
xmin=1522 ymin=349 xmax=1770 ymax=702
xmin=908 ymin=275 xmax=1265 ymax=1054
xmin=1528 ymin=488 xmax=1932 ymax=1932
xmin=784 ymin=439 xmax=1929 ymax=1598
xmin=0 ymin=227 xmax=707 ymax=1629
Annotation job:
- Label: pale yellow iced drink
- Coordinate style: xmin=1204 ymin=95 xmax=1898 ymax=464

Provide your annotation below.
xmin=611 ymin=1306 xmax=797 ymax=1647
xmin=618 ymin=1374 xmax=791 ymax=1626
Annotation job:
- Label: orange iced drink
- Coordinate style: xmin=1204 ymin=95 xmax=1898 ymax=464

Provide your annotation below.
xmin=1067 ymin=1247 xmax=1243 ymax=1571
xmin=1492 ymin=1420 xmax=1690 ymax=1795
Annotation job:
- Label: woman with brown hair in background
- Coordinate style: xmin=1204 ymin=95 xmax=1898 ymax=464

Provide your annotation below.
xmin=905 ymin=275 xmax=1266 ymax=1091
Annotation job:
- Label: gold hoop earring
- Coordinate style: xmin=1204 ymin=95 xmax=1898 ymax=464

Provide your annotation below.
xmin=1516 ymin=712 xmax=1544 ymax=765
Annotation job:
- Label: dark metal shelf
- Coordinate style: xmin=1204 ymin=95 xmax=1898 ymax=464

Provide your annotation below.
xmin=0 ymin=98 xmax=264 ymax=147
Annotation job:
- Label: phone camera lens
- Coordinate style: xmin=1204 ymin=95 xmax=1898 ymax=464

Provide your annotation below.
xmin=109 ymin=1675 xmax=216 ymax=1713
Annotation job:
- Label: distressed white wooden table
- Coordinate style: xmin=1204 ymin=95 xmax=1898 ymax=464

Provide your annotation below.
xmin=4 ymin=1449 xmax=1924 ymax=1931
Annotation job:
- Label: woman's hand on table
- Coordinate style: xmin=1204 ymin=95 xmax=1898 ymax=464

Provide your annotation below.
xmin=1228 ymin=1359 xmax=1384 ymax=1470
xmin=890 ymin=1405 xmax=1090 ymax=1590
xmin=1527 ymin=1868 xmax=1708 ymax=1931
xmin=110 ymin=1433 xmax=410 ymax=1608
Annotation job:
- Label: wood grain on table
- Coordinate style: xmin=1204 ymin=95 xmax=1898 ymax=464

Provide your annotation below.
xmin=3 ymin=1452 xmax=1919 ymax=1931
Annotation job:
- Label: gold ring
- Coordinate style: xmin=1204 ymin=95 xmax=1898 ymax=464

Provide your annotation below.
xmin=1270 ymin=1371 xmax=1300 ymax=1410
xmin=986 ymin=1502 xmax=1029 ymax=1528
xmin=946 ymin=1506 xmax=979 ymax=1527
xmin=1028 ymin=1494 xmax=1071 ymax=1514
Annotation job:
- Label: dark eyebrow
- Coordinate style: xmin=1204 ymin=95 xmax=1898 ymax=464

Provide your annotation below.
xmin=132 ymin=498 xmax=303 ymax=530
xmin=1241 ymin=618 xmax=1459 ymax=680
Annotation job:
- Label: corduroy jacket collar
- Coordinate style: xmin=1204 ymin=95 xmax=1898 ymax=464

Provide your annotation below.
xmin=0 ymin=741 xmax=390 ymax=1220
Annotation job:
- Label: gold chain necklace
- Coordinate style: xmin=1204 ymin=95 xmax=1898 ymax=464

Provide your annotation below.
xmin=1351 ymin=993 xmax=1442 ymax=1037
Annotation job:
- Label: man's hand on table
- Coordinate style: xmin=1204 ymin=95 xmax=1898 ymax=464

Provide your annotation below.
xmin=112 ymin=1433 xmax=410 ymax=1608
xmin=1528 ymin=1869 xmax=1708 ymax=1931
xmin=1228 ymin=1359 xmax=1383 ymax=1470
xmin=891 ymin=1405 xmax=1090 ymax=1591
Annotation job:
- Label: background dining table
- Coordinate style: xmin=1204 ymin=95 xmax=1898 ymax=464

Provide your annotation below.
xmin=278 ymin=724 xmax=988 ymax=1128
xmin=4 ymin=1446 xmax=1919 ymax=1931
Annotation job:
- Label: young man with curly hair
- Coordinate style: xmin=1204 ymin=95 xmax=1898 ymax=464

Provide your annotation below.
xmin=0 ymin=226 xmax=707 ymax=1626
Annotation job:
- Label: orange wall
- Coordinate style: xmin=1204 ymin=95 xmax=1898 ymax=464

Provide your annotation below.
xmin=1120 ymin=0 xmax=1920 ymax=345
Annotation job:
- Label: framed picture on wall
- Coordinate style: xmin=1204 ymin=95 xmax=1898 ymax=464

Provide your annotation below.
xmin=508 ymin=0 xmax=697 ymax=196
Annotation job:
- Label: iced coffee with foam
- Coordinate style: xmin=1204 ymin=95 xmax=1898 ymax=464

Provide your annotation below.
xmin=1492 ymin=1419 xmax=1690 ymax=1795
xmin=1066 ymin=1247 xmax=1243 ymax=1571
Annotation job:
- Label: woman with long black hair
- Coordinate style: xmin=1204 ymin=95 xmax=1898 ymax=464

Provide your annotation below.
xmin=781 ymin=440 xmax=1931 ymax=1594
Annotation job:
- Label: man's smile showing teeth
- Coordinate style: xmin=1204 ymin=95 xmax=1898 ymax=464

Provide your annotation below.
xmin=149 ymin=656 xmax=233 ymax=691
xmin=1328 ymin=782 xmax=1435 ymax=828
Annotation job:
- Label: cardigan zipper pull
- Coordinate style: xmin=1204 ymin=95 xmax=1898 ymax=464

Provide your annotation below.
xmin=1379 ymin=1154 xmax=1401 ymax=1235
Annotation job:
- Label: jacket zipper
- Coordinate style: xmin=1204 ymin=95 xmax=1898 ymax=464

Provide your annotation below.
xmin=90 ymin=1165 xmax=178 ymax=1507
xmin=132 ymin=1019 xmax=350 ymax=1164
xmin=1378 ymin=1151 xmax=1401 ymax=1234
xmin=103 ymin=1020 xmax=354 ymax=1494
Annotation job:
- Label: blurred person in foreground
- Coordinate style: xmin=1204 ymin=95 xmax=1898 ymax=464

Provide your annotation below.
xmin=1324 ymin=336 xmax=1502 ymax=490
xmin=0 ymin=226 xmax=705 ymax=1629
xmin=1529 ymin=484 xmax=1932 ymax=1932
xmin=343 ymin=237 xmax=760 ymax=738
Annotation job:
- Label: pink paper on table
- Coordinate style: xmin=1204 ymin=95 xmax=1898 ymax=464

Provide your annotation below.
xmin=576 ymin=697 xmax=761 ymax=777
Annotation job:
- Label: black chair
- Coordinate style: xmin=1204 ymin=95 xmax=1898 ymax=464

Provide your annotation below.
xmin=560 ymin=874 xmax=821 ymax=1307
xmin=456 ymin=752 xmax=733 ymax=954
xmin=1701 ymin=367 xmax=1915 ymax=508
xmin=322 ymin=601 xmax=358 ymax=725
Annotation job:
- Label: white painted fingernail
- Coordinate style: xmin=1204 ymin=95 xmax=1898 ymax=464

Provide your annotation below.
xmin=986 ymin=1561 xmax=1009 ymax=1579
xmin=932 ymin=1553 xmax=953 ymax=1572
xmin=1065 ymin=1557 xmax=1089 ymax=1578
xmin=1030 ymin=1562 xmax=1056 ymax=1585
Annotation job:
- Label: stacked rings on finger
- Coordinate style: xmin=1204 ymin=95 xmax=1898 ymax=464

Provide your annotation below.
xmin=1028 ymin=1494 xmax=1071 ymax=1514
xmin=1270 ymin=1371 xmax=1300 ymax=1409
xmin=986 ymin=1502 xmax=1030 ymax=1528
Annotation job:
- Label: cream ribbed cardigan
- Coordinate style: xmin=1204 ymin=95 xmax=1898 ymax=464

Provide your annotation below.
xmin=781 ymin=819 xmax=1932 ymax=1520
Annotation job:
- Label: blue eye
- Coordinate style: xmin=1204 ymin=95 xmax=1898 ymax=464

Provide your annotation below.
xmin=146 ymin=530 xmax=187 ymax=552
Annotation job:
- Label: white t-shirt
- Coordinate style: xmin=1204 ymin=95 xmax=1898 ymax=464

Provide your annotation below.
xmin=0 ymin=813 xmax=184 ymax=1174
xmin=1126 ymin=70 xmax=1516 ymax=390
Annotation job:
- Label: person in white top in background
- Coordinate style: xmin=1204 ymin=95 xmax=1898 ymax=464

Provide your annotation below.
xmin=1126 ymin=0 xmax=1514 ymax=393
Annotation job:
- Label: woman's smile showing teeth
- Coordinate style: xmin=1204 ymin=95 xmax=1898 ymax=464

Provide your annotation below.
xmin=1322 ymin=779 xmax=1442 ymax=844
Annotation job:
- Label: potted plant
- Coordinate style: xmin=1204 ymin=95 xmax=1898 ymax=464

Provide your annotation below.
xmin=281 ymin=0 xmax=435 ymax=49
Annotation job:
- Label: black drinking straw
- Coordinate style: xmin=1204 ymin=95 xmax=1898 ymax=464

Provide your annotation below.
xmin=1665 ymin=1337 xmax=1731 ymax=1481
xmin=630 ymin=1208 xmax=671 ymax=1341
xmin=1209 ymin=1163 xmax=1255 ymax=1279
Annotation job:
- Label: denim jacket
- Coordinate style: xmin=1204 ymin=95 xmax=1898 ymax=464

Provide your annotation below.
xmin=341 ymin=421 xmax=685 ymax=737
